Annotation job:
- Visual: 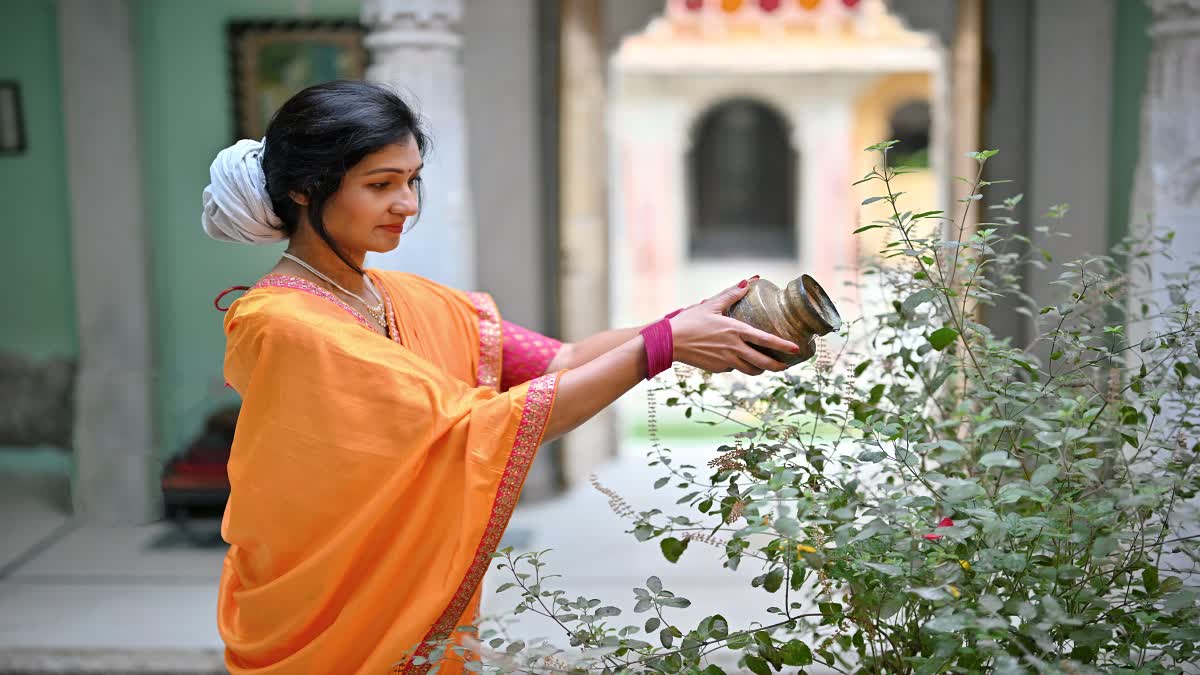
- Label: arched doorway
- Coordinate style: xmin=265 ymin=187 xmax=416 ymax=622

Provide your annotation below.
xmin=688 ymin=99 xmax=797 ymax=259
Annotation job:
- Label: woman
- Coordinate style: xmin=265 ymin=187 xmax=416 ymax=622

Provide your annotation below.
xmin=203 ymin=80 xmax=799 ymax=674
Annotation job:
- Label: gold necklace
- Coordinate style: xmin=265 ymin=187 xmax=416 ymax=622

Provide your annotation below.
xmin=280 ymin=252 xmax=387 ymax=329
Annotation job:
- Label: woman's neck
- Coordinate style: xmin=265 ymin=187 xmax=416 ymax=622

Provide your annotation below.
xmin=279 ymin=231 xmax=369 ymax=295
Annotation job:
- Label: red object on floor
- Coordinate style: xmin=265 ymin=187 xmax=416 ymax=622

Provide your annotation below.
xmin=161 ymin=442 xmax=231 ymax=492
xmin=161 ymin=407 xmax=237 ymax=513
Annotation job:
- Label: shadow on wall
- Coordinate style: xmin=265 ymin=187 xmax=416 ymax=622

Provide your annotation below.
xmin=0 ymin=352 xmax=74 ymax=450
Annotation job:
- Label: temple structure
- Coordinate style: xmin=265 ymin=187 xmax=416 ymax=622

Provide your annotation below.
xmin=608 ymin=0 xmax=947 ymax=327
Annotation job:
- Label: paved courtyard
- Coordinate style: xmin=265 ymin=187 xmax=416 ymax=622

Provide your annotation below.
xmin=0 ymin=423 xmax=827 ymax=673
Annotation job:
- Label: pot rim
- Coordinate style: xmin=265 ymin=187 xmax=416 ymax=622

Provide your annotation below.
xmin=800 ymin=274 xmax=842 ymax=334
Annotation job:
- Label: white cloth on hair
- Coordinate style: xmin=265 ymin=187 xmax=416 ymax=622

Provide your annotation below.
xmin=201 ymin=139 xmax=286 ymax=244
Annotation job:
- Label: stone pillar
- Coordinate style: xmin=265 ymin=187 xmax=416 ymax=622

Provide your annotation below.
xmin=608 ymin=98 xmax=685 ymax=328
xmin=1131 ymin=0 xmax=1200 ymax=301
xmin=58 ymin=0 xmax=157 ymax=523
xmin=559 ymin=0 xmax=617 ymax=483
xmin=798 ymin=100 xmax=858 ymax=308
xmin=1027 ymin=0 xmax=1114 ymax=334
xmin=361 ymin=0 xmax=475 ymax=291
xmin=1128 ymin=0 xmax=1200 ymax=567
xmin=949 ymin=0 xmax=982 ymax=242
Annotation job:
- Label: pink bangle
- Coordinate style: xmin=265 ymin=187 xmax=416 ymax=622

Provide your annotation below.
xmin=664 ymin=308 xmax=683 ymax=319
xmin=639 ymin=318 xmax=674 ymax=380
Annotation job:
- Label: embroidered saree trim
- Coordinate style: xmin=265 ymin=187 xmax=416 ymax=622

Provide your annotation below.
xmin=467 ymin=292 xmax=502 ymax=390
xmin=253 ymin=275 xmax=372 ymax=329
xmin=402 ymin=372 xmax=560 ymax=674
xmin=253 ymin=274 xmax=401 ymax=343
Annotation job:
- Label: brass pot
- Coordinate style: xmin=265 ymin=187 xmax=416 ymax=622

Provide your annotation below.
xmin=725 ymin=274 xmax=842 ymax=366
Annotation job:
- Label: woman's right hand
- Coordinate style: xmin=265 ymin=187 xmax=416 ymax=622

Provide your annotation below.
xmin=668 ymin=280 xmax=800 ymax=376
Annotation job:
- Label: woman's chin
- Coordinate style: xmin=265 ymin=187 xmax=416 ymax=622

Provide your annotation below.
xmin=368 ymin=236 xmax=402 ymax=253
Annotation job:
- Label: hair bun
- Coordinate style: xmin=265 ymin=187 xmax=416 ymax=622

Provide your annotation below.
xmin=201 ymin=139 xmax=286 ymax=244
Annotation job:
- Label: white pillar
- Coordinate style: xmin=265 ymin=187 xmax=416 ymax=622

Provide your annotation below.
xmin=1131 ymin=0 xmax=1200 ymax=297
xmin=1127 ymin=0 xmax=1200 ymax=575
xmin=361 ymin=0 xmax=475 ymax=291
xmin=559 ymin=0 xmax=617 ymax=483
xmin=59 ymin=0 xmax=157 ymax=523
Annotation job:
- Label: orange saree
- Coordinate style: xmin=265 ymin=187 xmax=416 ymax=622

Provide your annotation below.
xmin=216 ymin=270 xmax=561 ymax=674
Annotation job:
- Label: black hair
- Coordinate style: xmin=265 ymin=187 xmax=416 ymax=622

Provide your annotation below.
xmin=261 ymin=80 xmax=430 ymax=275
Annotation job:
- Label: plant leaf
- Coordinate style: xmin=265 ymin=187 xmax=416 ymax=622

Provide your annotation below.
xmin=1031 ymin=464 xmax=1060 ymax=486
xmin=903 ymin=288 xmax=939 ymax=313
xmin=744 ymin=655 xmax=771 ymax=675
xmin=862 ymin=561 xmax=904 ymax=576
xmin=661 ymin=537 xmax=688 ymax=563
xmin=929 ymin=327 xmax=959 ymax=351
xmin=781 ymin=640 xmax=813 ymax=666
xmin=762 ymin=568 xmax=784 ymax=593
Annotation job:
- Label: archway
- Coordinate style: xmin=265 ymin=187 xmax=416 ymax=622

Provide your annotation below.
xmin=688 ymin=99 xmax=797 ymax=259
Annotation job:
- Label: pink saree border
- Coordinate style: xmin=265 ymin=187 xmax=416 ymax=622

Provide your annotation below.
xmin=253 ymin=275 xmax=372 ymax=329
xmin=252 ymin=274 xmax=400 ymax=343
xmin=401 ymin=371 xmax=561 ymax=674
xmin=467 ymin=292 xmax=502 ymax=390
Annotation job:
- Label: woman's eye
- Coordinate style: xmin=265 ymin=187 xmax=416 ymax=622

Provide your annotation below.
xmin=408 ymin=176 xmax=422 ymax=187
xmin=368 ymin=182 xmax=390 ymax=190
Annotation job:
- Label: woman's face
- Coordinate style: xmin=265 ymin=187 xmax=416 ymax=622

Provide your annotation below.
xmin=318 ymin=140 xmax=423 ymax=255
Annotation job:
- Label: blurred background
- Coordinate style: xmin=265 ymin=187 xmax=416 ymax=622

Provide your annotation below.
xmin=0 ymin=0 xmax=1193 ymax=671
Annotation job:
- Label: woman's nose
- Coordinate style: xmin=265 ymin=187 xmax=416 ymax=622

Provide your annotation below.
xmin=390 ymin=196 xmax=418 ymax=215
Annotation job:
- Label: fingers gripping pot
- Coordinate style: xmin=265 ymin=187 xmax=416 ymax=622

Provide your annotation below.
xmin=725 ymin=275 xmax=842 ymax=367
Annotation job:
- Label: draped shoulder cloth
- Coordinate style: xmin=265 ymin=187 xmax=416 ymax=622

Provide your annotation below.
xmin=217 ymin=271 xmax=561 ymax=674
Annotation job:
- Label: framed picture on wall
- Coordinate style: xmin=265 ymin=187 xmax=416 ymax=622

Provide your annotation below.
xmin=0 ymin=81 xmax=27 ymax=155
xmin=228 ymin=20 xmax=368 ymax=141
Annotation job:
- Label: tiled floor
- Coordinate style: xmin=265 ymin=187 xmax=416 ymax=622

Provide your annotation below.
xmin=0 ymin=438 xmax=827 ymax=672
xmin=0 ymin=472 xmax=71 ymax=578
xmin=0 ymin=468 xmax=228 ymax=672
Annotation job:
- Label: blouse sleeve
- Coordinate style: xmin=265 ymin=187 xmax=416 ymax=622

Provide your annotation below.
xmin=500 ymin=319 xmax=564 ymax=392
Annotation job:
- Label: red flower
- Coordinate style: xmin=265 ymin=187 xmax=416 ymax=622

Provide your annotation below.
xmin=922 ymin=517 xmax=955 ymax=541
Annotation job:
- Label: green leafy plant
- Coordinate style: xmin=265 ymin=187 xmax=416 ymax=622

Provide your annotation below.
xmin=423 ymin=142 xmax=1200 ymax=674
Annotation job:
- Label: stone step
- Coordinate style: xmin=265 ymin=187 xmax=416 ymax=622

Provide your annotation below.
xmin=0 ymin=649 xmax=225 ymax=675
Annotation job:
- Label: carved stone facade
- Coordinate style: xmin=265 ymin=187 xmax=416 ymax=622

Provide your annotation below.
xmin=360 ymin=0 xmax=475 ymax=290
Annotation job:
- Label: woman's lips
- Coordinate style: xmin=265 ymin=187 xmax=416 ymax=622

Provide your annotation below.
xmin=378 ymin=224 xmax=405 ymax=234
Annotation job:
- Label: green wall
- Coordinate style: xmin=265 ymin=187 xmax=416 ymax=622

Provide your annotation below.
xmin=0 ymin=1 xmax=75 ymax=473
xmin=1108 ymin=0 xmax=1152 ymax=249
xmin=135 ymin=0 xmax=359 ymax=461
xmin=0 ymin=0 xmax=75 ymax=361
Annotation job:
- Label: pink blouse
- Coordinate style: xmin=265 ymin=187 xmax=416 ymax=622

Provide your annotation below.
xmin=500 ymin=320 xmax=563 ymax=392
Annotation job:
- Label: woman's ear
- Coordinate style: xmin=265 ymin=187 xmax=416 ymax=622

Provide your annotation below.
xmin=289 ymin=191 xmax=310 ymax=206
